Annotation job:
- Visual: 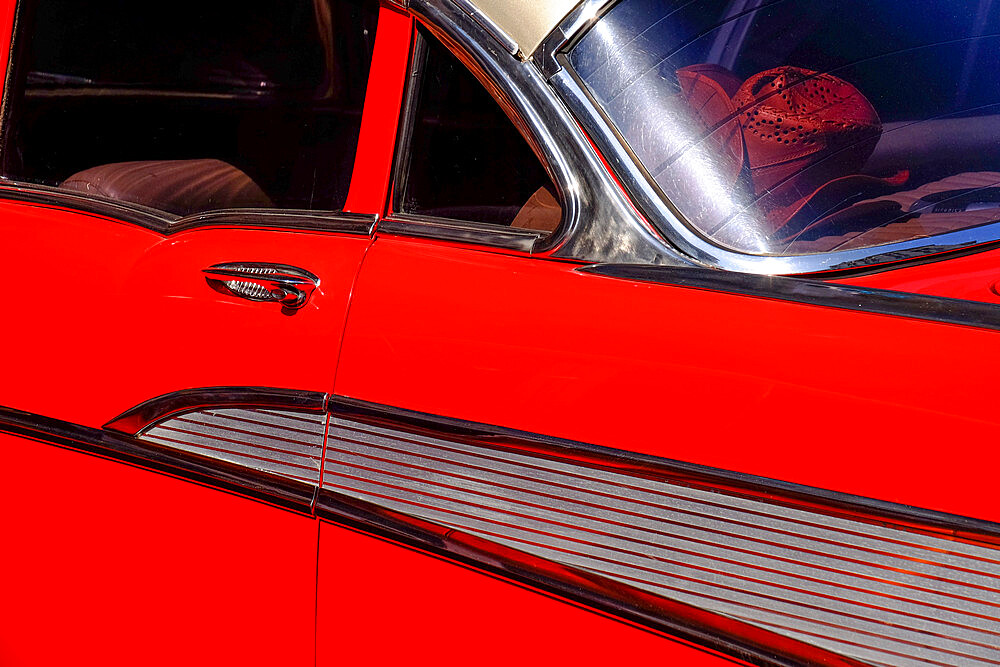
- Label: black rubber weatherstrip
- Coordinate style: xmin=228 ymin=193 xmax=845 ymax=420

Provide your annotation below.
xmin=580 ymin=263 xmax=1000 ymax=332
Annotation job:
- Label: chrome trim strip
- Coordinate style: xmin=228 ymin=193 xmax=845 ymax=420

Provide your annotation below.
xmin=450 ymin=0 xmax=519 ymax=57
xmin=579 ymin=263 xmax=1000 ymax=333
xmin=104 ymin=386 xmax=327 ymax=435
xmin=0 ymin=181 xmax=378 ymax=236
xmin=142 ymin=407 xmax=328 ymax=486
xmin=380 ymin=215 xmax=541 ymax=252
xmin=324 ymin=397 xmax=1000 ymax=540
xmin=171 ymin=209 xmax=378 ymax=236
xmin=535 ymin=0 xmax=617 ymax=78
xmin=550 ymin=48 xmax=1000 ymax=275
xmin=0 ymin=181 xmax=175 ymax=231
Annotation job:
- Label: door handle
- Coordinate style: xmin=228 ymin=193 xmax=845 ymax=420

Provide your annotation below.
xmin=203 ymin=262 xmax=320 ymax=309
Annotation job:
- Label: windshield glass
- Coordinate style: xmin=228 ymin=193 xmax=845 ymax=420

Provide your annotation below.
xmin=569 ymin=0 xmax=1000 ymax=255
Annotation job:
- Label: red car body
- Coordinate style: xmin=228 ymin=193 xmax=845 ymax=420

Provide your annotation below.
xmin=3 ymin=1 xmax=1000 ymax=665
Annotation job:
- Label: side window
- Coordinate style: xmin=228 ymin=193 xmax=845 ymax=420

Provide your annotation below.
xmin=395 ymin=28 xmax=562 ymax=236
xmin=0 ymin=0 xmax=379 ymax=216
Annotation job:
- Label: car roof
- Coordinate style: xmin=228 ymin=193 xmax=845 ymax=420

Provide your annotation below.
xmin=470 ymin=0 xmax=581 ymax=55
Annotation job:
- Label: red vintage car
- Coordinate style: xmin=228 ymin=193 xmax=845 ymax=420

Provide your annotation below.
xmin=3 ymin=0 xmax=1000 ymax=665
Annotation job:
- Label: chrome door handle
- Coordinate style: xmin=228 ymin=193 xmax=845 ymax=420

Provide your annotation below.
xmin=203 ymin=262 xmax=320 ymax=309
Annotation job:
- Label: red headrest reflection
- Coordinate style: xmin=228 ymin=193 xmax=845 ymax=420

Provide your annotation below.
xmin=734 ymin=66 xmax=882 ymax=226
xmin=676 ymin=64 xmax=746 ymax=185
xmin=678 ymin=65 xmax=883 ymax=232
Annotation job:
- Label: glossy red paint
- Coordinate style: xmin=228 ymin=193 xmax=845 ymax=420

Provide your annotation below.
xmin=316 ymin=521 xmax=743 ymax=666
xmin=343 ymin=6 xmax=413 ymax=216
xmin=835 ymin=245 xmax=1000 ymax=304
xmin=0 ymin=433 xmax=316 ymax=666
xmin=5 ymin=0 xmax=1000 ymax=662
xmin=0 ymin=201 xmax=371 ymax=428
xmin=336 ymin=235 xmax=999 ymax=523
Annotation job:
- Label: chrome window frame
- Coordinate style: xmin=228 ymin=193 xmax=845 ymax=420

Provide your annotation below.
xmin=385 ymin=23 xmax=546 ymax=253
xmin=537 ymin=0 xmax=1000 ymax=276
xmin=387 ymin=0 xmax=682 ymax=264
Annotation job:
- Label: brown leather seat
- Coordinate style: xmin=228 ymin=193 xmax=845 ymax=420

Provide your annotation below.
xmin=510 ymin=185 xmax=562 ymax=233
xmin=61 ymin=159 xmax=273 ymax=216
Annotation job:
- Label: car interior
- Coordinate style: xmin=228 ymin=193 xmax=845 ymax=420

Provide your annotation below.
xmin=1 ymin=0 xmax=379 ymax=215
xmin=396 ymin=27 xmax=562 ymax=233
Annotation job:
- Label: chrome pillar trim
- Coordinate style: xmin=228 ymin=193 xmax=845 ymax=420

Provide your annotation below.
xmin=450 ymin=0 xmax=519 ymax=57
xmin=406 ymin=0 xmax=689 ymax=265
xmin=320 ymin=397 xmax=1000 ymax=667
xmin=580 ymin=263 xmax=1000 ymax=333
xmin=104 ymin=387 xmax=327 ymax=435
xmin=551 ymin=62 xmax=1000 ymax=276
xmin=535 ymin=0 xmax=617 ymax=79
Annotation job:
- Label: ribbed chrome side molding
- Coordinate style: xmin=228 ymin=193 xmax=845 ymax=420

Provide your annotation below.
xmin=320 ymin=412 xmax=1000 ymax=666
xmin=93 ymin=388 xmax=1000 ymax=667
xmin=106 ymin=387 xmax=328 ymax=485
xmin=142 ymin=408 xmax=326 ymax=485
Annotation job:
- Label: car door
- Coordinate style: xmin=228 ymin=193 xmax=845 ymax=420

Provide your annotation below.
xmin=315 ymin=11 xmax=1000 ymax=667
xmin=1 ymin=204 xmax=373 ymax=427
xmin=0 ymin=1 xmax=384 ymax=664
xmin=314 ymin=21 xmax=758 ymax=666
xmin=0 ymin=0 xmax=385 ymax=428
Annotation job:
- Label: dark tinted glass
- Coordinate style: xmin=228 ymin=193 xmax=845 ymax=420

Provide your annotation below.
xmin=399 ymin=29 xmax=559 ymax=232
xmin=2 ymin=0 xmax=379 ymax=214
xmin=570 ymin=0 xmax=1000 ymax=256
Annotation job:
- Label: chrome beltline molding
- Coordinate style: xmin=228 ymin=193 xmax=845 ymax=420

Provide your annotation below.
xmin=0 ymin=181 xmax=378 ymax=236
xmin=380 ymin=214 xmax=542 ymax=253
xmin=11 ymin=387 xmax=1000 ymax=666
